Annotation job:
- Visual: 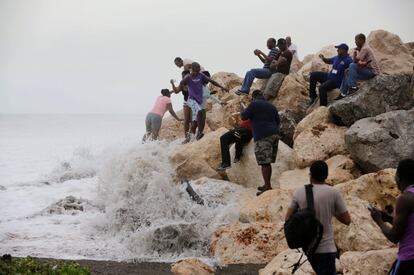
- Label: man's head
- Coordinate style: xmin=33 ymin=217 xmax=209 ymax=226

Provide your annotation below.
xmin=286 ymin=36 xmax=292 ymax=46
xmin=174 ymin=57 xmax=183 ymax=68
xmin=267 ymin=38 xmax=277 ymax=49
xmin=277 ymin=38 xmax=288 ymax=51
xmin=335 ymin=43 xmax=349 ymax=56
xmin=191 ymin=62 xmax=201 ymax=75
xmin=251 ymin=90 xmax=264 ymax=100
xmin=354 ymin=33 xmax=366 ymax=48
xmin=396 ymin=159 xmax=414 ymax=191
xmin=161 ymin=89 xmax=171 ymax=97
xmin=310 ymin=160 xmax=329 ymax=183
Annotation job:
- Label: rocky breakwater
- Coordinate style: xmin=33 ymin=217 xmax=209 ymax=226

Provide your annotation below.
xmin=160 ymin=29 xmax=414 ymax=273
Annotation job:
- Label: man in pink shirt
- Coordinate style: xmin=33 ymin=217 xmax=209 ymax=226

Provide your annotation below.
xmin=336 ymin=33 xmax=380 ymax=100
xmin=143 ymin=89 xmax=182 ymax=141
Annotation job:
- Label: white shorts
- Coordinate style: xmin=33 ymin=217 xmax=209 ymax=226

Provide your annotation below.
xmin=187 ymin=98 xmax=202 ymax=121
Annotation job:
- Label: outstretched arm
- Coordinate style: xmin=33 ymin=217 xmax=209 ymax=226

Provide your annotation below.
xmin=254 ymin=49 xmax=267 ymax=63
xmin=170 ymin=79 xmax=184 ymax=93
xmin=167 ymin=103 xmax=182 ymax=121
xmin=208 ymin=78 xmax=229 ymax=92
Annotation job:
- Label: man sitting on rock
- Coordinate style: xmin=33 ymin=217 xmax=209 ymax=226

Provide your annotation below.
xmin=241 ymin=90 xmax=280 ymax=196
xmin=308 ymin=43 xmax=353 ymax=107
xmin=236 ymin=38 xmax=279 ymax=95
xmin=263 ymin=38 xmax=293 ymax=101
xmin=335 ymin=33 xmax=380 ymax=100
xmin=285 ymin=160 xmax=351 ymax=275
xmin=171 ymin=62 xmax=228 ymax=143
xmin=369 ymin=159 xmax=414 ymax=275
xmin=217 ymin=118 xmax=252 ymax=171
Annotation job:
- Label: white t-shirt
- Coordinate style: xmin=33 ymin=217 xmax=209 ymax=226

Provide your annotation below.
xmin=288 ymin=44 xmax=298 ymax=58
xmin=183 ymin=58 xmax=205 ymax=72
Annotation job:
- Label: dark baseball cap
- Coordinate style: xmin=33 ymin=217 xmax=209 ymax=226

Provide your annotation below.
xmin=335 ymin=43 xmax=349 ymax=51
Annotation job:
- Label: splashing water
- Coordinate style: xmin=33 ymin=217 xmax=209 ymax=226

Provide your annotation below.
xmin=96 ymin=140 xmax=244 ymax=261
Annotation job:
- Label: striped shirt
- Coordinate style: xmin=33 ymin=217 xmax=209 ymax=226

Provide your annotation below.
xmin=263 ymin=47 xmax=280 ymax=69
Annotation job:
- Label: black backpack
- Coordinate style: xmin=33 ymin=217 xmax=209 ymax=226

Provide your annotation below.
xmin=284 ymin=184 xmax=324 ymax=256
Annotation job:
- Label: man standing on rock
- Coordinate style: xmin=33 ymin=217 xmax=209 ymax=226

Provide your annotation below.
xmin=335 ymin=33 xmax=380 ymax=100
xmin=285 ymin=160 xmax=351 ymax=275
xmin=308 ymin=43 xmax=353 ymax=107
xmin=236 ymin=38 xmax=279 ymax=95
xmin=263 ymin=38 xmax=293 ymax=101
xmin=370 ymin=159 xmax=414 ymax=274
xmin=241 ymin=90 xmax=280 ymax=196
xmin=171 ymin=62 xmax=228 ymax=143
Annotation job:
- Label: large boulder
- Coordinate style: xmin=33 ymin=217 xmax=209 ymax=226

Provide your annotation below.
xmin=345 ymin=108 xmax=414 ymax=172
xmin=368 ymin=30 xmax=414 ymax=74
xmin=293 ymin=122 xmax=348 ymax=168
xmin=340 ymin=248 xmax=397 ymax=275
xmin=329 ymin=74 xmax=414 ymax=127
xmin=259 ymin=250 xmax=315 ymax=275
xmin=279 ymin=155 xmax=360 ymax=191
xmin=239 ymin=189 xmax=293 ymax=223
xmin=297 ymin=45 xmax=337 ymax=82
xmin=170 ymin=128 xmax=228 ymax=180
xmin=293 ymin=106 xmax=332 ymax=139
xmin=336 ymin=169 xmax=398 ymax=210
xmin=171 ymin=259 xmax=215 ymax=275
xmin=278 ymin=110 xmax=297 ymax=147
xmin=226 ymin=141 xmax=298 ymax=189
xmin=159 ymin=110 xmax=185 ymax=141
xmin=208 ymin=72 xmax=243 ymax=95
xmin=209 ymin=222 xmax=288 ymax=264
xmin=333 ymin=195 xmax=395 ymax=252
xmin=273 ymin=74 xmax=309 ymax=123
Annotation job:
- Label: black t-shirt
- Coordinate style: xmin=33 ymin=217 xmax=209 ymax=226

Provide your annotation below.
xmin=272 ymin=49 xmax=293 ymax=75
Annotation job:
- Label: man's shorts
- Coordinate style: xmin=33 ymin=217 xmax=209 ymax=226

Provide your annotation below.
xmin=254 ymin=134 xmax=279 ymax=165
xmin=263 ymin=72 xmax=286 ymax=99
xmin=187 ymin=98 xmax=202 ymax=122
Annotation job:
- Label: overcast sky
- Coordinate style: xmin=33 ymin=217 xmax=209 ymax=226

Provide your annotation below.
xmin=0 ymin=0 xmax=413 ymax=114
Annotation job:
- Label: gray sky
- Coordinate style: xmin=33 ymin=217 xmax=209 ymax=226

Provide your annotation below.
xmin=1 ymin=0 xmax=413 ymax=114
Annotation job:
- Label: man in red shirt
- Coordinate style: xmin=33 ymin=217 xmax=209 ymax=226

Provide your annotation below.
xmin=217 ymin=118 xmax=253 ymax=171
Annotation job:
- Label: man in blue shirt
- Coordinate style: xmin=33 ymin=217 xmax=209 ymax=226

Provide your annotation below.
xmin=236 ymin=38 xmax=280 ymax=95
xmin=241 ymin=90 xmax=280 ymax=196
xmin=308 ymin=43 xmax=353 ymax=106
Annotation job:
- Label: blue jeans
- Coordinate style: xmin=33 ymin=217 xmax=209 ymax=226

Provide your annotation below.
xmin=340 ymin=63 xmax=376 ymax=95
xmin=240 ymin=68 xmax=272 ymax=93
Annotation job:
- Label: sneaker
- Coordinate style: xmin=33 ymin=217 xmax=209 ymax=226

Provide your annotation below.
xmin=334 ymin=94 xmax=345 ymax=101
xmin=348 ymin=86 xmax=359 ymax=95
xmin=196 ymin=132 xmax=204 ymax=140
xmin=234 ymin=157 xmax=241 ymax=163
xmin=217 ymin=163 xmax=231 ymax=171
xmin=235 ymin=90 xmax=249 ymax=96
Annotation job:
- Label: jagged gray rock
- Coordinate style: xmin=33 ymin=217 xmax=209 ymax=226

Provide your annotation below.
xmin=278 ymin=110 xmax=297 ymax=147
xmin=329 ymin=74 xmax=414 ymax=127
xmin=345 ymin=108 xmax=414 ymax=172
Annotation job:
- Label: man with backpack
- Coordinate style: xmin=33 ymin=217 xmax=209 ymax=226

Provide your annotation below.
xmin=285 ymin=160 xmax=351 ymax=275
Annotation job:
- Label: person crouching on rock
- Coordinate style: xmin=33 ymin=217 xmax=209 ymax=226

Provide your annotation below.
xmin=217 ymin=118 xmax=252 ymax=171
xmin=171 ymin=62 xmax=229 ymax=143
xmin=241 ymin=90 xmax=280 ymax=196
xmin=369 ymin=159 xmax=414 ymax=275
xmin=143 ymin=89 xmax=182 ymax=142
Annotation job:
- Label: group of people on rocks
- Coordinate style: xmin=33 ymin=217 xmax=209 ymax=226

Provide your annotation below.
xmin=142 ymin=33 xmax=413 ymax=274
